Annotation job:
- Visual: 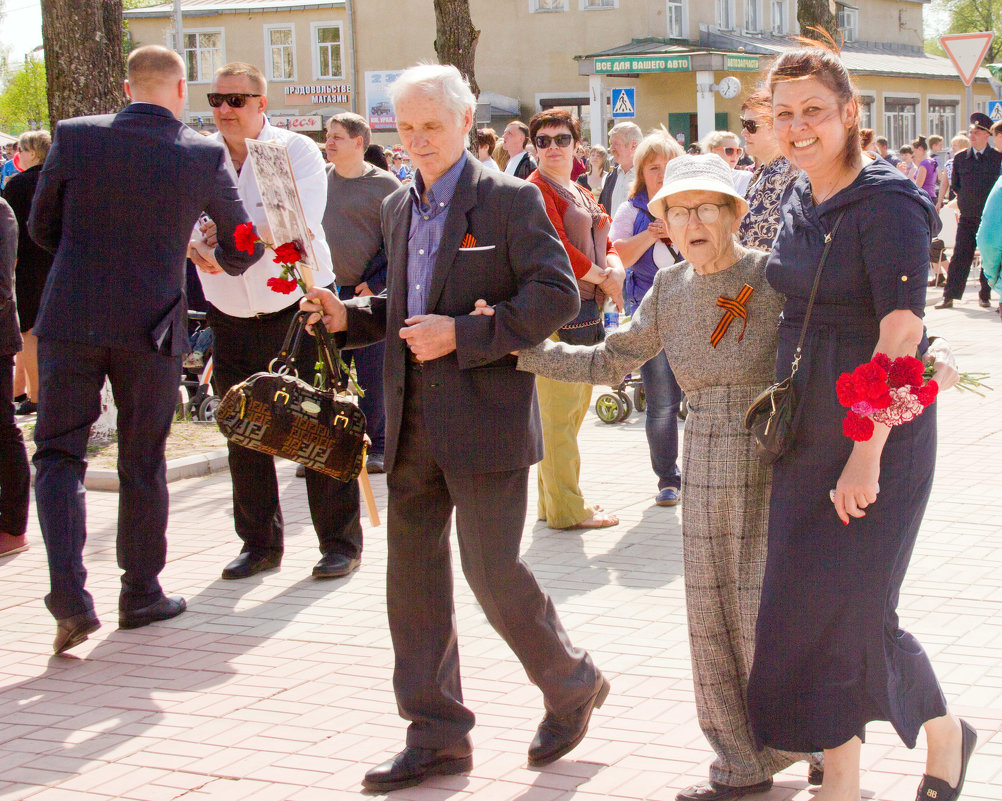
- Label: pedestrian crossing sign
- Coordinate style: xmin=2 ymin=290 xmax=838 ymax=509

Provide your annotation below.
xmin=989 ymin=101 xmax=1002 ymax=123
xmin=612 ymin=88 xmax=636 ymax=118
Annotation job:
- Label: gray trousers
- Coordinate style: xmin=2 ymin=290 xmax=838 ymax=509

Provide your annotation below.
xmin=386 ymin=362 xmax=599 ymax=749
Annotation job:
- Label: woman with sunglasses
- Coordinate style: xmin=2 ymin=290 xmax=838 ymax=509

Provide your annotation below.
xmin=526 ymin=108 xmax=624 ymax=530
xmin=737 ymin=91 xmax=801 ymax=251
xmin=701 ymin=130 xmax=752 ymax=196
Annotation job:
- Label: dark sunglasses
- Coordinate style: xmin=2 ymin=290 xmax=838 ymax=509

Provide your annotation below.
xmin=207 ymin=92 xmax=263 ymax=108
xmin=740 ymin=117 xmax=759 ymax=134
xmin=534 ymin=133 xmax=574 ymax=150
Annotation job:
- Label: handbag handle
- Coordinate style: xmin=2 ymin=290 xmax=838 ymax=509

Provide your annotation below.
xmin=788 ymin=209 xmax=846 ymax=378
xmin=268 ymin=310 xmax=349 ymax=393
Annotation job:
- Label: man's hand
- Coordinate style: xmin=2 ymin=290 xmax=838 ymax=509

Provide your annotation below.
xmin=399 ymin=314 xmax=457 ymax=361
xmin=469 ymin=299 xmax=494 ymax=316
xmin=300 ymin=287 xmax=347 ymax=333
xmin=354 ymin=282 xmax=375 ymax=297
xmin=199 ymin=217 xmax=218 ymax=247
xmin=599 ymin=265 xmax=626 ymax=311
xmin=189 ymin=239 xmax=223 ymax=274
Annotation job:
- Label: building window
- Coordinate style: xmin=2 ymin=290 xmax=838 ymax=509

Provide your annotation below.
xmin=858 ymin=96 xmax=873 ymax=131
xmin=745 ymin=0 xmax=762 ymax=32
xmin=716 ymin=0 xmax=735 ymax=28
xmin=666 ymin=0 xmax=686 ymax=38
xmin=265 ymin=26 xmax=295 ymax=81
xmin=178 ymin=31 xmax=223 ymax=84
xmin=927 ymin=100 xmax=959 ymax=141
xmin=836 ymin=4 xmax=858 ymax=43
xmin=312 ymin=23 xmax=343 ymax=80
xmin=531 ymin=0 xmax=566 ymax=11
xmin=581 ymin=0 xmax=617 ymax=8
xmin=884 ymin=98 xmax=917 ymax=150
xmin=770 ymin=0 xmax=786 ymax=34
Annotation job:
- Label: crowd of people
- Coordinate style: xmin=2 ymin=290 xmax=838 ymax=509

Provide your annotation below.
xmin=0 ymin=34 xmax=995 ymax=801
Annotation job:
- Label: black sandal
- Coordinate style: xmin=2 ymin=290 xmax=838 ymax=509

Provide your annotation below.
xmin=915 ymin=719 xmax=977 ymax=801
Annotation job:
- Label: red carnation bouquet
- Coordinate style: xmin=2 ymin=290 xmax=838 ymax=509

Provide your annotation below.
xmin=234 ymin=222 xmax=306 ymax=295
xmin=836 ymin=353 xmax=938 ymax=442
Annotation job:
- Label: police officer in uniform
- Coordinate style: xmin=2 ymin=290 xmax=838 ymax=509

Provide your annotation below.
xmin=937 ymin=113 xmax=1002 ymax=309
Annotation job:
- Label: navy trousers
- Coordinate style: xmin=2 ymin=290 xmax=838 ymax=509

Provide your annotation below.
xmin=337 ymin=285 xmax=385 ymax=455
xmin=944 ymin=216 xmax=991 ymax=302
xmin=0 ymin=354 xmax=29 ymax=537
xmin=34 ymin=338 xmax=180 ymax=619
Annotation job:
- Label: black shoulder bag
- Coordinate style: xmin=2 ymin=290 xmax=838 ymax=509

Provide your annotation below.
xmin=744 ymin=210 xmax=845 ymax=465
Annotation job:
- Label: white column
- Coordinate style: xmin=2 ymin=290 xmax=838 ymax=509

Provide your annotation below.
xmin=696 ymin=70 xmax=716 ymax=142
xmin=589 ymin=74 xmax=606 ymax=147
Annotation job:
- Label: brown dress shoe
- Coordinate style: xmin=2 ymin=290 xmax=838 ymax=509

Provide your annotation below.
xmin=54 ymin=611 xmax=101 ymax=655
xmin=675 ymin=779 xmax=773 ymax=801
xmin=362 ymin=741 xmax=473 ymax=792
xmin=528 ymin=673 xmax=610 ymax=766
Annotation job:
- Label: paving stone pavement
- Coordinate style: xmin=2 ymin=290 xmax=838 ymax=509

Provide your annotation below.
xmin=2 ymin=295 xmax=1001 ymax=801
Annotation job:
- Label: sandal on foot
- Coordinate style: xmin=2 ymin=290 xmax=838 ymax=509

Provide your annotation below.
xmin=916 ymin=718 xmax=977 ymax=801
xmin=566 ymin=511 xmax=618 ymax=530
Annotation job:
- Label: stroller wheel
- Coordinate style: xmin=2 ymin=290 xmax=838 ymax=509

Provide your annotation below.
xmin=197 ymin=395 xmax=220 ymax=422
xmin=595 ymin=393 xmax=625 ymax=424
xmin=633 ymin=384 xmax=646 ymax=413
xmin=615 ymin=391 xmax=633 ymax=421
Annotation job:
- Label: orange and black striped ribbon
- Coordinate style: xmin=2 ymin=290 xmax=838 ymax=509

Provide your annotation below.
xmin=710 ymin=283 xmax=754 ymax=349
xmin=461 ymin=233 xmax=477 ymax=248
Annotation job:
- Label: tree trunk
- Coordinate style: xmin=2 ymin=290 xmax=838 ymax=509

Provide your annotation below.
xmin=40 ymin=0 xmax=125 ymax=125
xmin=797 ymin=0 xmax=838 ymax=44
xmin=432 ymin=0 xmax=480 ymax=97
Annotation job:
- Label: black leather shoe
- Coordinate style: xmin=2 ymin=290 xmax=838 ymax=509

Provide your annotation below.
xmin=807 ymin=765 xmax=824 ymax=785
xmin=675 ymin=779 xmax=773 ymax=801
xmin=362 ymin=742 xmax=473 ymax=792
xmin=366 ymin=453 xmax=385 ymax=474
xmin=312 ymin=552 xmax=361 ymax=579
xmin=119 ymin=595 xmax=187 ymax=629
xmin=53 ymin=611 xmax=101 ymax=655
xmin=221 ymin=551 xmax=281 ymax=580
xmin=915 ymin=718 xmax=977 ymax=801
xmin=528 ymin=673 xmax=610 ymax=766
xmin=935 ymin=298 xmax=954 ymax=309
xmin=979 ymin=298 xmax=992 ymax=308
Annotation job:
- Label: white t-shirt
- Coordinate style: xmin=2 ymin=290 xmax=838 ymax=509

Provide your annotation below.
xmin=733 ymin=169 xmax=753 ymax=196
xmin=609 ymin=166 xmax=634 ymax=217
xmin=610 ymin=200 xmax=676 ymax=269
xmin=504 ymin=150 xmax=529 ymax=176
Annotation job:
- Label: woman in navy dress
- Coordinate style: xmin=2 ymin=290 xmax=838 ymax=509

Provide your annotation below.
xmin=745 ymin=46 xmax=977 ymax=801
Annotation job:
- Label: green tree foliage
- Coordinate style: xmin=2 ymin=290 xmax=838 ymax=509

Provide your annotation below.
xmin=927 ymin=0 xmax=1002 ymax=62
xmin=0 ymin=56 xmax=49 ymax=134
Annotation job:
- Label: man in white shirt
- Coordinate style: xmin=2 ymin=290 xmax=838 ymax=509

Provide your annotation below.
xmin=502 ymin=120 xmax=536 ymax=179
xmin=190 ymin=62 xmax=362 ymax=582
xmin=599 ymin=121 xmax=641 ymax=216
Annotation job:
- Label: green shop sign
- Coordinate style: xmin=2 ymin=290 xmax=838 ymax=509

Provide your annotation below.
xmin=726 ymin=55 xmax=759 ymax=71
xmin=594 ymin=55 xmax=692 ymax=74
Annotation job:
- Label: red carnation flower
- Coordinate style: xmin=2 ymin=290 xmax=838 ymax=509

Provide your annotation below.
xmin=914 ymin=380 xmax=938 ymax=407
xmin=852 ymin=362 xmax=892 ymax=409
xmin=887 ymin=356 xmax=925 ymax=389
xmin=267 ymin=276 xmax=299 ymax=295
xmin=234 ymin=222 xmax=258 ymax=254
xmin=273 ymin=241 xmax=302 ymax=266
xmin=871 ymin=352 xmax=892 ymax=372
xmin=836 ymin=373 xmax=858 ymax=407
xmin=842 ymin=411 xmax=874 ymax=442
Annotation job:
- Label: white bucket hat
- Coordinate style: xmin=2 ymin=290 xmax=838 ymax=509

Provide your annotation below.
xmin=648 ymin=153 xmax=750 ymax=222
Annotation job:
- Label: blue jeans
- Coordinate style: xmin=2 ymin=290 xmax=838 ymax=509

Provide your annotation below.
xmin=630 ymin=299 xmax=681 ymax=490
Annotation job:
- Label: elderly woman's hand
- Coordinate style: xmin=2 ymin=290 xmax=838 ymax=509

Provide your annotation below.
xmin=924 ymin=337 xmax=960 ymax=391
xmin=599 ymin=265 xmax=626 ymax=312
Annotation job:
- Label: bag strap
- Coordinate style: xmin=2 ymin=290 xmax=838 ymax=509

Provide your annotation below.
xmin=269 ymin=311 xmax=310 ymax=376
xmin=268 ymin=310 xmax=348 ymax=393
xmin=789 ymin=209 xmax=846 ymax=377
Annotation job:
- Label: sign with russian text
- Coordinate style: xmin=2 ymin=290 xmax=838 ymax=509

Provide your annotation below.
xmin=365 ymin=70 xmax=404 ymax=131
xmin=726 ymin=55 xmax=759 ymax=72
xmin=594 ymin=55 xmax=691 ymax=74
xmin=270 ymin=115 xmax=324 ymax=133
xmin=284 ymin=83 xmax=352 ymax=106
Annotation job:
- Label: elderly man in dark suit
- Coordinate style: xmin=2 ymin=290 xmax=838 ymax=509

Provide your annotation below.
xmin=28 ymin=45 xmax=260 ymax=655
xmin=303 ymin=63 xmax=609 ymax=793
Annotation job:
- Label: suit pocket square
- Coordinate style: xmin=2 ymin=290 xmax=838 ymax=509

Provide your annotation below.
xmin=458 ymin=245 xmax=496 ymax=252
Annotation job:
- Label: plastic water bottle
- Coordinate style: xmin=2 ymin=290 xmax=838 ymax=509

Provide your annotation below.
xmin=603 ymin=297 xmax=620 ymax=332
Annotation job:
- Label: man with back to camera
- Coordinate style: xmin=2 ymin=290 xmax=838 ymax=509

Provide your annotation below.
xmin=321 ymin=112 xmax=400 ymax=474
xmin=936 ymin=113 xmax=1002 ymax=310
xmin=600 ymin=121 xmax=642 ymax=215
xmin=189 ymin=62 xmax=363 ymax=581
xmin=501 ymin=120 xmax=537 ymax=179
xmin=28 ymin=45 xmax=261 ymax=654
xmin=301 ymin=63 xmax=609 ymax=793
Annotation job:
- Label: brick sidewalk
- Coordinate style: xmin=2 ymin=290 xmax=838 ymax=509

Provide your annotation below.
xmin=2 ymin=298 xmax=1001 ymax=801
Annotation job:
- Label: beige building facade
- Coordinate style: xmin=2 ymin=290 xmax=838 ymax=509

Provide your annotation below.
xmin=125 ymin=0 xmax=998 ymax=149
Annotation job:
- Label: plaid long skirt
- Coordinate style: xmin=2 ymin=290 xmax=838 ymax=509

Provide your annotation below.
xmin=681 ymin=384 xmax=816 ymax=785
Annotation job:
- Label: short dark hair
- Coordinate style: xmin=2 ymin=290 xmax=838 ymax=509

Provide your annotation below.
xmin=328 ymin=112 xmax=371 ymax=148
xmin=506 ymin=120 xmax=530 ymax=146
xmin=476 ymin=128 xmax=497 ymax=151
xmin=528 ymin=109 xmax=581 ymax=144
xmin=364 ymin=143 xmax=388 ymax=170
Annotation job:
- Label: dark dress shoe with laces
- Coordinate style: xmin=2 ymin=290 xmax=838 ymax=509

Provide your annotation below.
xmin=221 ymin=551 xmax=281 ymax=580
xmin=119 ymin=595 xmax=187 ymax=629
xmin=915 ymin=718 xmax=977 ymax=801
xmin=935 ymin=298 xmax=954 ymax=309
xmin=54 ymin=611 xmax=101 ymax=655
xmin=528 ymin=673 xmax=610 ymax=766
xmin=362 ymin=742 xmax=473 ymax=792
xmin=675 ymin=779 xmax=773 ymax=801
xmin=312 ymin=552 xmax=361 ymax=579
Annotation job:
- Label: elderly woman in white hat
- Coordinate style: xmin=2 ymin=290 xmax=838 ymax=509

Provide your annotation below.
xmin=513 ymin=154 xmax=821 ymax=801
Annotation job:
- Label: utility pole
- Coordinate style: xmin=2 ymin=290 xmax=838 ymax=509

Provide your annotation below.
xmin=172 ymin=0 xmax=189 ymax=123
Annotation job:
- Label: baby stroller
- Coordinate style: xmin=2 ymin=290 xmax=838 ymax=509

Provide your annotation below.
xmin=178 ymin=311 xmax=219 ymax=421
xmin=594 ymin=374 xmax=689 ymax=424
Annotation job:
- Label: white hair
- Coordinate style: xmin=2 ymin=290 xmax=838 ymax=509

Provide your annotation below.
xmin=608 ymin=121 xmax=643 ymax=145
xmin=389 ymin=63 xmax=476 ymax=123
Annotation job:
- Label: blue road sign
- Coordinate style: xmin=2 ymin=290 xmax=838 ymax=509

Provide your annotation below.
xmin=612 ymin=88 xmax=636 ymax=119
xmin=989 ymin=100 xmax=1002 ymax=123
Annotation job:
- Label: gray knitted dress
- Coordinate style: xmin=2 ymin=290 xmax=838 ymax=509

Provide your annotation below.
xmin=519 ymin=249 xmax=816 ymax=785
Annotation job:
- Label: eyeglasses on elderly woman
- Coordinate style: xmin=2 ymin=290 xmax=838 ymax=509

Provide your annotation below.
xmin=664 ymin=202 xmax=730 ymax=227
